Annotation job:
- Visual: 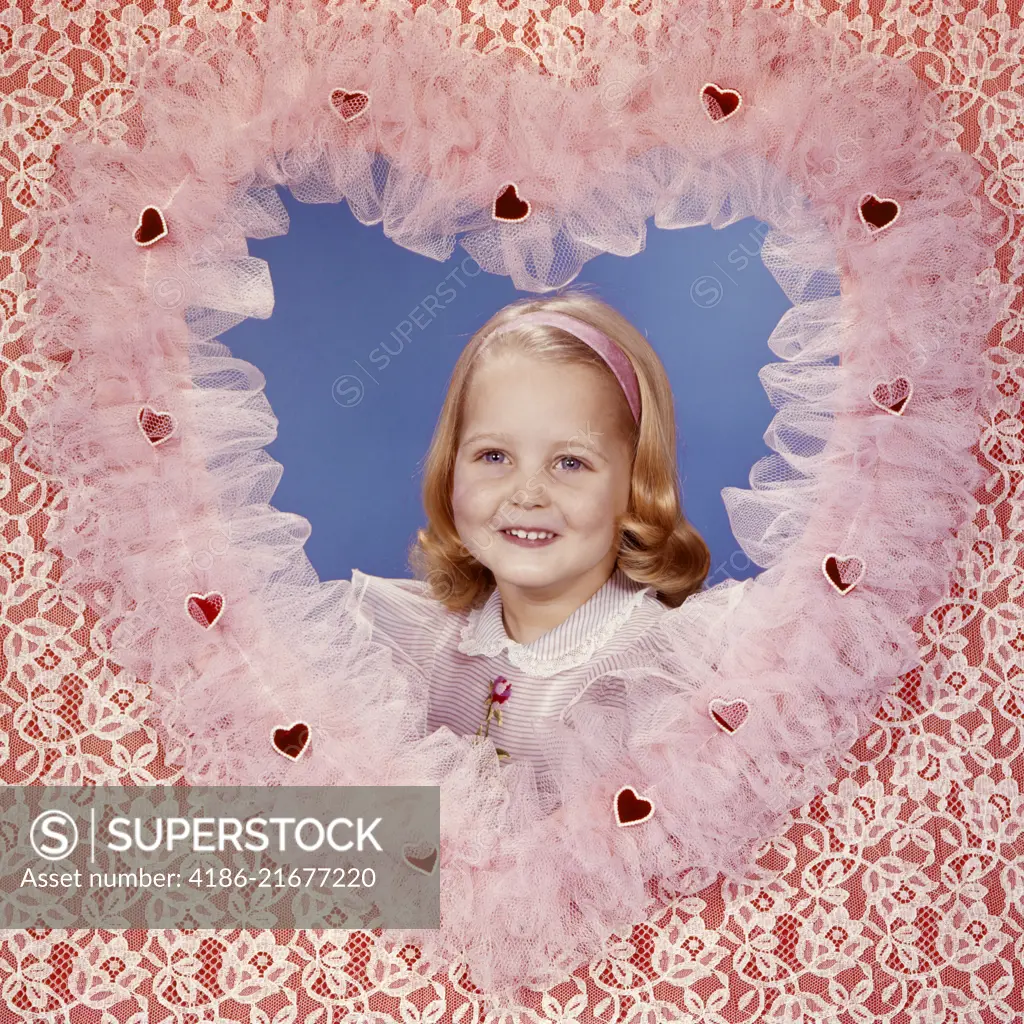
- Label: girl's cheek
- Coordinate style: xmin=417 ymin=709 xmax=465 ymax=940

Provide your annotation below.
xmin=451 ymin=480 xmax=473 ymax=520
xmin=453 ymin=467 xmax=482 ymax=496
xmin=453 ymin=475 xmax=497 ymax=518
xmin=565 ymin=484 xmax=620 ymax=529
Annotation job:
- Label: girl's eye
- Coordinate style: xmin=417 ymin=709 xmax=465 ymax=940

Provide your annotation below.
xmin=476 ymin=450 xmax=589 ymax=471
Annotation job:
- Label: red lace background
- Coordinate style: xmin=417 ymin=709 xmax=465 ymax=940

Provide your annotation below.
xmin=1 ymin=0 xmax=1022 ymax=1021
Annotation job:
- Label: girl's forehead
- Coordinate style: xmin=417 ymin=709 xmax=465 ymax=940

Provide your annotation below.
xmin=460 ymin=421 xmax=608 ymax=450
xmin=467 ymin=352 xmax=615 ymax=403
xmin=460 ymin=355 xmax=630 ymax=447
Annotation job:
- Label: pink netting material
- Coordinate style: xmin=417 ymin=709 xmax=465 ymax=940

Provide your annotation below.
xmin=19 ymin=0 xmax=1003 ymax=999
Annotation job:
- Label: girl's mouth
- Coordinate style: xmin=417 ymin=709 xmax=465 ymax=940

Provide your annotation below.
xmin=500 ymin=528 xmax=559 ymax=548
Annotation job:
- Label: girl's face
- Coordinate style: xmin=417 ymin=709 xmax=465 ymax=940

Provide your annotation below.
xmin=452 ymin=349 xmax=635 ymax=596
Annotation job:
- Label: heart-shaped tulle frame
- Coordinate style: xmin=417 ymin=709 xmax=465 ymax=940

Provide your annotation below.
xmin=24 ymin=0 xmax=999 ymax=999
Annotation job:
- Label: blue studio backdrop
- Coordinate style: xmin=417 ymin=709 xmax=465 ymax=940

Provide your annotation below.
xmin=222 ymin=185 xmax=817 ymax=590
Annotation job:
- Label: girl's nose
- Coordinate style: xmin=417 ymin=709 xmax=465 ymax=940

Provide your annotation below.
xmin=507 ymin=462 xmax=550 ymax=511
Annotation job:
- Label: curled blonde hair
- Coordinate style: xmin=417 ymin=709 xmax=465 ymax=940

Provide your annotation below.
xmin=408 ymin=286 xmax=711 ymax=610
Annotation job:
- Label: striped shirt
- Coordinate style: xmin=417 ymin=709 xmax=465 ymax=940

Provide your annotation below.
xmin=347 ymin=566 xmax=669 ymax=781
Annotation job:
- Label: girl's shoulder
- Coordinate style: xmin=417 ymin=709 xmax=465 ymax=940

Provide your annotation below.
xmin=642 ymin=575 xmax=753 ymax=640
xmin=582 ymin=575 xmax=753 ymax=674
xmin=561 ymin=575 xmax=755 ymax=716
xmin=350 ymin=568 xmax=433 ymax=596
xmin=607 ymin=575 xmax=752 ymax=642
xmin=347 ymin=569 xmax=465 ymax=677
xmin=348 ymin=568 xmax=463 ymax=629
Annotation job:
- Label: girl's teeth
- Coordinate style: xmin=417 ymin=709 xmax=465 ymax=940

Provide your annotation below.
xmin=506 ymin=529 xmax=554 ymax=540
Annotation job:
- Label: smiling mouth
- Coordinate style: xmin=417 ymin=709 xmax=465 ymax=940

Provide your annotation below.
xmin=500 ymin=528 xmax=559 ymax=546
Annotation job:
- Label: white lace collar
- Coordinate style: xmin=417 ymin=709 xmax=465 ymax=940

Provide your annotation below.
xmin=457 ymin=567 xmax=654 ymax=678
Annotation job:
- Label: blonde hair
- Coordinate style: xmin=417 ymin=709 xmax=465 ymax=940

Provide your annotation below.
xmin=408 ymin=286 xmax=711 ymax=610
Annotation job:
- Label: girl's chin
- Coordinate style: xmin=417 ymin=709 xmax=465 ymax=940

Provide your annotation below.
xmin=490 ymin=559 xmax=576 ymax=586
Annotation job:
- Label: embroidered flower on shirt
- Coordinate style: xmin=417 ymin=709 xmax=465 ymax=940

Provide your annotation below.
xmin=475 ymin=675 xmax=512 ymax=762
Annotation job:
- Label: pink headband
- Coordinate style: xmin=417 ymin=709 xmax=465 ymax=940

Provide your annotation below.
xmin=485 ymin=310 xmax=642 ymax=422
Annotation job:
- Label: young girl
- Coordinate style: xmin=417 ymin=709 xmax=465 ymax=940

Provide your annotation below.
xmin=345 ymin=290 xmax=765 ymax=992
xmin=349 ymin=288 xmax=713 ymax=787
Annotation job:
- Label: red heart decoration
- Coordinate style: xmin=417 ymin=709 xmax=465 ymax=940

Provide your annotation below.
xmin=402 ymin=842 xmax=438 ymax=875
xmin=134 ymin=206 xmax=168 ymax=246
xmin=272 ymin=721 xmax=311 ymax=761
xmin=185 ymin=591 xmax=225 ymax=628
xmin=329 ymin=88 xmax=370 ymax=123
xmin=870 ymin=376 xmax=913 ymax=416
xmin=858 ymin=194 xmax=900 ymax=232
xmin=492 ymin=183 xmax=531 ymax=223
xmin=613 ymin=785 xmax=654 ymax=827
xmin=701 ymin=82 xmax=743 ymax=122
xmin=821 ymin=553 xmax=865 ymax=595
xmin=137 ymin=406 xmax=176 ymax=446
xmin=700 ymin=81 xmax=741 ymax=121
xmin=708 ymin=697 xmax=750 ymax=734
